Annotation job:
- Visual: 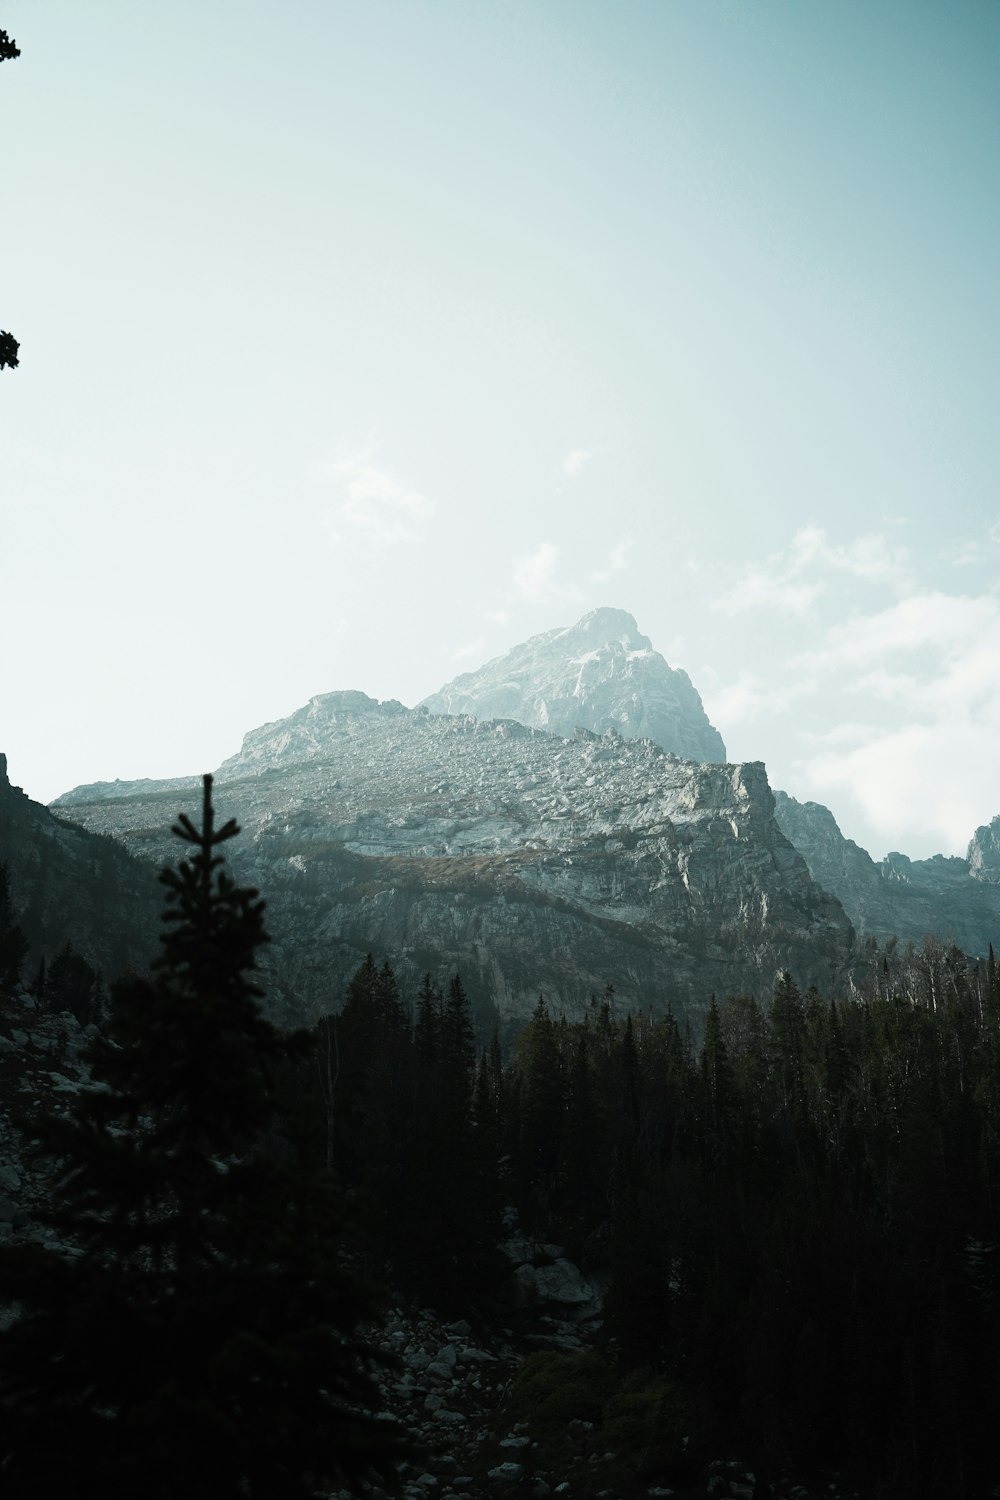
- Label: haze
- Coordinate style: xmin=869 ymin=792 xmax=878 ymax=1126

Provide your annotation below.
xmin=2 ymin=1 xmax=998 ymax=860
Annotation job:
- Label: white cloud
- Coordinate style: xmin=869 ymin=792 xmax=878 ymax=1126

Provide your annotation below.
xmin=791 ymin=590 xmax=1000 ymax=853
xmin=949 ymin=520 xmax=1000 ymax=567
xmin=714 ymin=524 xmax=912 ymax=617
xmin=702 ymin=670 xmax=771 ymax=724
xmin=717 ymin=571 xmax=822 ymax=617
xmin=510 ymin=542 xmax=580 ymax=604
xmin=794 ymin=591 xmax=999 ymax=674
xmin=706 ymin=524 xmax=1000 ymax=855
xmin=318 ymin=443 xmax=436 ymax=551
xmin=803 ymin=722 xmax=1000 ymax=856
xmin=951 ymin=540 xmax=983 ymax=568
xmin=591 ymin=536 xmax=633 ymax=584
xmin=562 ymin=449 xmax=592 ymax=478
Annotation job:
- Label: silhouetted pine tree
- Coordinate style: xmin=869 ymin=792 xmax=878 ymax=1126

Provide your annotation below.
xmin=0 ymin=776 xmax=406 ymax=1499
xmin=394 ymin=973 xmax=500 ymax=1311
xmin=700 ymin=996 xmax=735 ymax=1145
xmin=516 ymin=996 xmax=564 ymax=1232
xmin=0 ymin=862 xmax=27 ymax=1002
xmin=42 ymin=939 xmax=99 ymax=1025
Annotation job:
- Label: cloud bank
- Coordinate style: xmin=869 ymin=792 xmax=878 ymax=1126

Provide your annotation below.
xmin=320 ymin=444 xmax=436 ymax=551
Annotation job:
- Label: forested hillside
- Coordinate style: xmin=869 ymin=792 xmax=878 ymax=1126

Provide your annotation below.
xmin=2 ymin=780 xmax=1000 ymax=1498
xmin=288 ymin=935 xmax=1000 ymax=1498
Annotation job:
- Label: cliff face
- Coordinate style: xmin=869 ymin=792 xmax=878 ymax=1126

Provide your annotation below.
xmin=53 ymin=696 xmax=853 ymax=1031
xmin=421 ymin=607 xmax=727 ymax=764
xmin=0 ymin=753 xmax=160 ymax=978
xmin=773 ymin=792 xmax=1000 ymax=956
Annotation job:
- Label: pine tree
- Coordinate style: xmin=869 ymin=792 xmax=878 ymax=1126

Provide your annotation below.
xmin=0 ymin=776 xmax=406 ymax=1499
xmin=0 ymin=862 xmax=27 ymax=1002
xmin=769 ymin=969 xmax=807 ymax=1120
xmin=700 ymin=995 xmax=735 ymax=1142
xmin=516 ymin=996 xmax=564 ymax=1233
xmin=42 ymin=939 xmax=98 ymax=1025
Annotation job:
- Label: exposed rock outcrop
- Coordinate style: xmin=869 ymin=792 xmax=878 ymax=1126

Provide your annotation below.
xmin=968 ymin=815 xmax=1000 ymax=887
xmin=53 ymin=695 xmax=853 ymax=1029
xmin=421 ymin=608 xmax=726 ymax=764
xmin=774 ymin=790 xmax=1000 ymax=955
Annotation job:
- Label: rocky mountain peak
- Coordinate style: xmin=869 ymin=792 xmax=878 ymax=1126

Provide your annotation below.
xmin=215 ymin=690 xmax=409 ymax=777
xmin=421 ymin=608 xmax=726 ymax=764
xmin=968 ymin=816 xmax=1000 ymax=886
xmin=55 ymin=700 xmax=852 ymax=1027
xmin=558 ymin=606 xmax=649 ymax=650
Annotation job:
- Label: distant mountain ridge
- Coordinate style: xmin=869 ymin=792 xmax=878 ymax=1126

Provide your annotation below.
xmin=773 ymin=792 xmax=1000 ymax=955
xmin=51 ymin=693 xmax=853 ymax=1029
xmin=420 ymin=606 xmax=1000 ymax=956
xmin=421 ymin=607 xmax=726 ymax=764
xmin=0 ymin=753 xmax=158 ymax=979
xmin=41 ymin=604 xmax=999 ymax=1021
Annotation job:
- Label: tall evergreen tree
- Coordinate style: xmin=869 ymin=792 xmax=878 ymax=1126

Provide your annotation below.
xmin=42 ymin=939 xmax=99 ymax=1025
xmin=0 ymin=776 xmax=405 ymax=1499
xmin=0 ymin=862 xmax=27 ymax=1002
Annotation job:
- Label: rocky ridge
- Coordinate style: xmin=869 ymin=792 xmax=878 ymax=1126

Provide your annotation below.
xmin=52 ymin=693 xmax=853 ymax=1030
xmin=0 ymin=753 xmax=159 ymax=979
xmin=773 ymin=793 xmax=1000 ymax=955
xmin=419 ymin=606 xmax=998 ymax=959
xmin=421 ymin=609 xmax=726 ymax=765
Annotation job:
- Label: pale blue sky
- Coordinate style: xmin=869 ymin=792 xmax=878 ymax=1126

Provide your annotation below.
xmin=2 ymin=1 xmax=998 ymax=858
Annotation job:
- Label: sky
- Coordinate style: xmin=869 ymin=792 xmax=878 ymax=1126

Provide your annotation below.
xmin=2 ymin=0 xmax=999 ymax=860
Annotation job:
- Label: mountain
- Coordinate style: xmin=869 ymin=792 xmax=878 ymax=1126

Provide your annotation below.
xmin=421 ymin=607 xmax=727 ymax=764
xmin=52 ymin=694 xmax=853 ymax=1031
xmin=0 ymin=753 xmax=159 ymax=979
xmin=773 ymin=792 xmax=1000 ymax=956
xmin=421 ymin=605 xmax=999 ymax=958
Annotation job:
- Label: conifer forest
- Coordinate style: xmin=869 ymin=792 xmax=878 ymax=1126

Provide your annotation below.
xmin=2 ymin=783 xmax=1000 ymax=1499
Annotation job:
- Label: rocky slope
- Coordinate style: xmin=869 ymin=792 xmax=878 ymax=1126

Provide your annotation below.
xmin=0 ymin=753 xmax=159 ymax=979
xmin=773 ymin=793 xmax=1000 ymax=955
xmin=53 ymin=694 xmax=853 ymax=1031
xmin=417 ymin=605 xmax=999 ymax=959
xmin=421 ymin=608 xmax=726 ymax=764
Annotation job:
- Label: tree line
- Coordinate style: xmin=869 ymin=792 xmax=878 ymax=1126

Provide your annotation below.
xmin=318 ymin=944 xmax=1000 ymax=1498
xmin=3 ymin=792 xmax=1000 ymax=1496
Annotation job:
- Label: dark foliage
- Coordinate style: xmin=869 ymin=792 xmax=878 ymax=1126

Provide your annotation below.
xmin=497 ymin=949 xmax=1000 ymax=1498
xmin=0 ymin=776 xmax=406 ymax=1499
xmin=41 ymin=939 xmax=100 ymax=1025
xmin=304 ymin=960 xmax=503 ymax=1314
xmin=0 ymin=862 xmax=27 ymax=1001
